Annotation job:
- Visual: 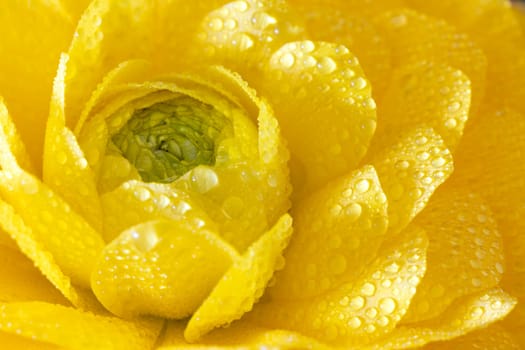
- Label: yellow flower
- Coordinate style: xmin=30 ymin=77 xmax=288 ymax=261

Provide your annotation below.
xmin=0 ymin=0 xmax=524 ymax=349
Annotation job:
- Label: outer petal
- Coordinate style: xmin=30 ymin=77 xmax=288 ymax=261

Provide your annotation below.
xmin=403 ymin=187 xmax=504 ymax=322
xmin=269 ymin=165 xmax=388 ymax=300
xmin=253 ymin=224 xmax=428 ymax=346
xmin=451 ymin=108 xmax=525 ymax=296
xmin=44 ymin=54 xmax=102 ymax=231
xmin=160 ymin=321 xmax=331 ymax=349
xmin=370 ymin=127 xmax=453 ymax=234
xmin=0 ymin=1 xmax=75 ymax=168
xmin=373 ymin=9 xmax=486 ymax=115
xmin=366 ymin=288 xmax=516 ymax=350
xmin=184 ymin=214 xmax=293 ymax=341
xmin=370 ymin=63 xmax=471 ymax=153
xmin=259 ymin=41 xmax=377 ymax=194
xmin=0 ymin=301 xmax=163 ymax=350
xmin=91 ymin=220 xmax=239 ymax=319
xmin=422 ymin=324 xmax=521 ymax=350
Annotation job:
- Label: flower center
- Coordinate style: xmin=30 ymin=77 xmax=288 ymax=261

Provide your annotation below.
xmin=111 ymin=96 xmax=232 ymax=183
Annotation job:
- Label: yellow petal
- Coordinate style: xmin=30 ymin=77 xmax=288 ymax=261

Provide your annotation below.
xmin=0 ymin=98 xmax=33 ymax=172
xmin=0 ymin=1 xmax=75 ymax=168
xmin=421 ymin=324 xmax=521 ymax=350
xmin=502 ymin=297 xmax=525 ymax=348
xmin=0 ymin=199 xmax=99 ymax=310
xmin=160 ymin=320 xmax=331 ymax=349
xmin=91 ymin=220 xmax=239 ymax=319
xmin=0 ymin=242 xmax=66 ymax=305
xmin=370 ymin=127 xmax=453 ymax=234
xmin=404 ymin=187 xmax=504 ymax=322
xmin=259 ymin=41 xmax=377 ymax=195
xmin=0 ymin=167 xmax=104 ymax=288
xmin=451 ymin=108 xmax=525 ymax=296
xmin=0 ymin=331 xmax=59 ymax=350
xmin=253 ymin=224 xmax=428 ymax=346
xmin=185 ymin=214 xmax=293 ymax=341
xmin=367 ymin=288 xmax=517 ymax=350
xmin=373 ymin=9 xmax=486 ymax=114
xmin=192 ymin=0 xmax=304 ymax=75
xmin=371 ymin=63 xmax=471 ymax=152
xmin=270 ymin=165 xmax=388 ymax=300
xmin=0 ymin=301 xmax=163 ymax=350
xmin=289 ymin=2 xmax=391 ymax=96
xmin=289 ymin=0 xmax=406 ymax=19
xmin=44 ymin=54 xmax=102 ymax=231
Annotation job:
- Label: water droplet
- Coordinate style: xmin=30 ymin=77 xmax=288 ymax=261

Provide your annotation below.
xmin=390 ymin=14 xmax=407 ymax=27
xmin=134 ymin=187 xmax=151 ymax=202
xmin=350 ymin=296 xmax=365 ymax=310
xmin=377 ymin=316 xmax=390 ymax=327
xmin=279 ymin=52 xmax=295 ymax=68
xmin=317 ymin=57 xmax=337 ymax=74
xmin=385 ymin=263 xmax=400 ymax=274
xmin=379 ymin=298 xmax=397 ymax=315
xmin=351 ymin=77 xmax=367 ymax=89
xmin=470 ymin=306 xmax=484 ymax=319
xmin=191 ymin=167 xmax=219 ymax=193
xmin=471 ymin=278 xmax=482 ymax=287
xmin=355 ymin=179 xmax=370 ymax=193
xmin=251 ymin=11 xmax=277 ymax=28
xmin=432 ymin=157 xmax=446 ymax=167
xmin=20 ymin=178 xmax=38 ymax=195
xmin=444 ymin=117 xmax=458 ymax=129
xmin=300 ymin=40 xmax=316 ymax=53
xmin=448 ymin=101 xmax=461 ymax=112
xmin=365 ymin=307 xmax=378 ymax=319
xmin=130 ymin=227 xmax=159 ymax=253
xmin=155 ymin=194 xmax=171 ymax=209
xmin=361 ymin=282 xmax=376 ymax=296
xmin=339 ymin=296 xmax=350 ymax=306
xmin=345 ymin=203 xmax=362 ymax=222
xmin=415 ymin=136 xmax=428 ymax=145
xmin=224 ymin=18 xmax=237 ymax=30
xmin=495 ymin=262 xmax=504 ymax=274
xmin=408 ymin=276 xmax=420 ymax=286
xmin=233 ymin=0 xmax=249 ymax=12
xmin=209 ymin=17 xmax=224 ymax=31
xmin=348 ymin=316 xmax=362 ymax=329
xmin=416 ymin=151 xmax=430 ymax=161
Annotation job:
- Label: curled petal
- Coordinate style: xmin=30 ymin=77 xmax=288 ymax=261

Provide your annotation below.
xmin=185 ymin=214 xmax=293 ymax=341
xmin=91 ymin=220 xmax=239 ymax=319
xmin=269 ymin=165 xmax=388 ymax=300
xmin=367 ymin=288 xmax=517 ymax=350
xmin=253 ymin=223 xmax=428 ymax=346
xmin=371 ymin=127 xmax=453 ymax=234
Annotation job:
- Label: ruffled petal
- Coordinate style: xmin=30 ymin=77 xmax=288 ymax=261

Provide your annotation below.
xmin=253 ymin=223 xmax=428 ymax=346
xmin=269 ymin=165 xmax=388 ymax=300
xmin=184 ymin=214 xmax=292 ymax=341
xmin=0 ymin=301 xmax=163 ymax=350
xmin=91 ymin=220 xmax=239 ymax=319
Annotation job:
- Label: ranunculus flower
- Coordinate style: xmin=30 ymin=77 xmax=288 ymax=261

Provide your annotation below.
xmin=0 ymin=0 xmax=524 ymax=348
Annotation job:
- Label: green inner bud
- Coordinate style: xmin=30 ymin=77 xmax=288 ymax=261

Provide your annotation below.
xmin=111 ymin=96 xmax=232 ymax=183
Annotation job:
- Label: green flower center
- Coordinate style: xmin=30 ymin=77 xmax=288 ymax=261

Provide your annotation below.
xmin=112 ymin=96 xmax=232 ymax=183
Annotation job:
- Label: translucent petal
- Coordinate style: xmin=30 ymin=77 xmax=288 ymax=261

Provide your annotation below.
xmin=0 ymin=1 xmax=75 ymax=167
xmin=422 ymin=324 xmax=521 ymax=350
xmin=159 ymin=321 xmax=331 ymax=349
xmin=270 ymin=165 xmax=388 ymax=300
xmin=253 ymin=224 xmax=428 ymax=346
xmin=44 ymin=54 xmax=102 ymax=231
xmin=366 ymin=288 xmax=517 ymax=350
xmin=91 ymin=220 xmax=239 ymax=319
xmin=258 ymin=41 xmax=377 ymax=194
xmin=0 ymin=242 xmax=67 ymax=305
xmin=185 ymin=214 xmax=292 ymax=341
xmin=373 ymin=9 xmax=486 ymax=115
xmin=371 ymin=63 xmax=471 ymax=152
xmin=0 ymin=301 xmax=163 ymax=350
xmin=404 ymin=187 xmax=504 ymax=322
xmin=370 ymin=127 xmax=453 ymax=234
